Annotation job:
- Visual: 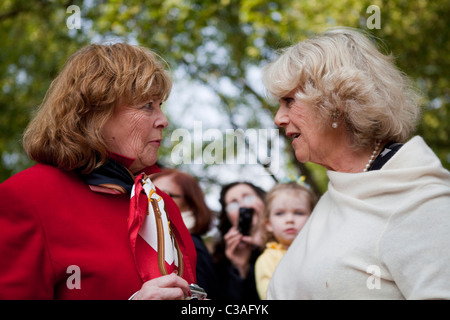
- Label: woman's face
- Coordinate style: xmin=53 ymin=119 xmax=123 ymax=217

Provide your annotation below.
xmin=102 ymin=97 xmax=168 ymax=173
xmin=274 ymin=93 xmax=342 ymax=170
xmin=224 ymin=183 xmax=265 ymax=229
xmin=152 ymin=174 xmax=189 ymax=212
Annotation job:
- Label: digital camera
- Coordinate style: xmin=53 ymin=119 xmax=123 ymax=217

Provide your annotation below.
xmin=238 ymin=207 xmax=254 ymax=236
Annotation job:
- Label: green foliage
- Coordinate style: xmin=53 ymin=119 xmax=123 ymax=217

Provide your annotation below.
xmin=1 ymin=0 xmax=448 ymax=196
xmin=0 ymin=0 xmax=91 ymax=178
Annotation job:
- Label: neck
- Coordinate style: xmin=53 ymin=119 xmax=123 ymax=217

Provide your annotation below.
xmin=324 ymin=142 xmax=382 ymax=173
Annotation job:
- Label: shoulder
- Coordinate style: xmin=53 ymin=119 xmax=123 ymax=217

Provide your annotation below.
xmin=2 ymin=163 xmax=78 ymax=189
xmin=0 ymin=164 xmax=88 ymax=210
xmin=256 ymin=244 xmax=285 ymax=266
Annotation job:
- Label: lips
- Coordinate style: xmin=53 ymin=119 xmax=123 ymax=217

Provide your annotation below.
xmin=150 ymin=139 xmax=162 ymax=146
xmin=284 ymin=228 xmax=298 ymax=234
xmin=286 ymin=132 xmax=301 ymax=140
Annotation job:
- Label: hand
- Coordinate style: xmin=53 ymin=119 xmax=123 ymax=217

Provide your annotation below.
xmin=224 ymin=227 xmax=252 ymax=278
xmin=243 ymin=221 xmax=265 ymax=249
xmin=132 ymin=273 xmax=190 ymax=300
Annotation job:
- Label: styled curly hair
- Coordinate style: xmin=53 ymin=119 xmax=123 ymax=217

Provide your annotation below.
xmin=23 ymin=43 xmax=172 ymax=173
xmin=262 ymin=27 xmax=421 ymax=150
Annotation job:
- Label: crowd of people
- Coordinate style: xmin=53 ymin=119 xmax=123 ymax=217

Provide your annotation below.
xmin=0 ymin=27 xmax=449 ymax=300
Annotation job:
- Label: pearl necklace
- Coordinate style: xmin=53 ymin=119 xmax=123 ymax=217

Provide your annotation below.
xmin=363 ymin=140 xmax=381 ymax=172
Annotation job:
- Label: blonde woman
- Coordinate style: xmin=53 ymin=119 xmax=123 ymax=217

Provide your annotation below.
xmin=262 ymin=27 xmax=450 ymax=299
xmin=0 ymin=44 xmax=197 ymax=299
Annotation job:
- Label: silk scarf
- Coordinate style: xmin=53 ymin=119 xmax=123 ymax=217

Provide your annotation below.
xmin=79 ymin=159 xmax=184 ymax=282
xmin=129 ymin=173 xmax=183 ymax=281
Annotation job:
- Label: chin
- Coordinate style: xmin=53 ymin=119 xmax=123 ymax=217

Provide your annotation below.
xmin=294 ymin=152 xmax=308 ymax=164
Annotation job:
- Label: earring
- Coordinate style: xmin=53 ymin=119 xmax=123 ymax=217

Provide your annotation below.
xmin=331 ymin=110 xmax=339 ymax=129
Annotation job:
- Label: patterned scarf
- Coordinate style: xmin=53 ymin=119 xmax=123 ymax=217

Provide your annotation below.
xmin=129 ymin=173 xmax=183 ymax=281
xmin=79 ymin=159 xmax=184 ymax=282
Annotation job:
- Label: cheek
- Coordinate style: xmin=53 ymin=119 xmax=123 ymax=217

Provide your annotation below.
xmin=103 ymin=112 xmax=144 ymax=150
xmin=295 ymin=216 xmax=310 ymax=229
xmin=123 ymin=115 xmax=153 ymax=152
xmin=226 ymin=211 xmax=239 ymax=227
xmin=268 ymin=216 xmax=283 ymax=232
xmin=128 ymin=128 xmax=147 ymax=150
xmin=252 ymin=199 xmax=265 ymax=218
xmin=290 ymin=105 xmax=307 ymax=124
xmin=115 ymin=128 xmax=145 ymax=158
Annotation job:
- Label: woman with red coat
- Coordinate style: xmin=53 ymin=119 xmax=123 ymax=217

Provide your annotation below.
xmin=0 ymin=43 xmax=197 ymax=300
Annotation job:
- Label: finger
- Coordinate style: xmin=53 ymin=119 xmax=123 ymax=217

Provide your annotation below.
xmin=136 ymin=274 xmax=190 ymax=300
xmin=226 ymin=232 xmax=243 ymax=247
xmin=138 ymin=286 xmax=185 ymax=300
xmin=158 ymin=287 xmax=186 ymax=300
xmin=224 ymin=227 xmax=240 ymax=240
xmin=241 ymin=235 xmax=253 ymax=244
xmin=159 ymin=273 xmax=191 ymax=295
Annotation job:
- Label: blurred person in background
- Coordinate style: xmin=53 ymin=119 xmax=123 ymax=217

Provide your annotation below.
xmin=213 ymin=181 xmax=266 ymax=300
xmin=255 ymin=181 xmax=318 ymax=299
xmin=152 ymin=168 xmax=220 ymax=299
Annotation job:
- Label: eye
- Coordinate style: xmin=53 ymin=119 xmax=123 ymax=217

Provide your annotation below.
xmin=281 ymin=97 xmax=295 ymax=107
xmin=225 ymin=201 xmax=239 ymax=214
xmin=142 ymin=102 xmax=153 ymax=110
xmin=295 ymin=211 xmax=306 ymax=216
xmin=141 ymin=100 xmax=163 ymax=110
xmin=275 ymin=211 xmax=285 ymax=216
xmin=243 ymin=195 xmax=257 ymax=206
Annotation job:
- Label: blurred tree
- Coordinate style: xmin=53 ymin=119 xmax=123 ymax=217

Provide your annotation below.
xmin=1 ymin=0 xmax=448 ymax=196
xmin=0 ymin=0 xmax=91 ymax=179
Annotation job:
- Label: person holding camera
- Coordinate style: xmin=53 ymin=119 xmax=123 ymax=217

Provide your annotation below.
xmin=213 ymin=182 xmax=266 ymax=300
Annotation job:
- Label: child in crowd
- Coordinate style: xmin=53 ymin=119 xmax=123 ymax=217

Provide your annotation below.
xmin=255 ymin=181 xmax=318 ymax=299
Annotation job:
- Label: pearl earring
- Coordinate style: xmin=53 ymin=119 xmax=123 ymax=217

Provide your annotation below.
xmin=331 ymin=110 xmax=339 ymax=129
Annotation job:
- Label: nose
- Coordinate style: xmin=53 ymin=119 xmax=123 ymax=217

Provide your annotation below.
xmin=285 ymin=212 xmax=295 ymax=223
xmin=155 ymin=109 xmax=168 ymax=129
xmin=274 ymin=105 xmax=289 ymax=128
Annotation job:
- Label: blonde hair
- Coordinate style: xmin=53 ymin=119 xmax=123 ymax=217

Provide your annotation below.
xmin=262 ymin=27 xmax=421 ymax=149
xmin=262 ymin=182 xmax=318 ymax=243
xmin=23 ymin=43 xmax=172 ymax=173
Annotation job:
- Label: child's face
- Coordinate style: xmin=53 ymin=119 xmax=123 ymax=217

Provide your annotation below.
xmin=266 ymin=190 xmax=312 ymax=248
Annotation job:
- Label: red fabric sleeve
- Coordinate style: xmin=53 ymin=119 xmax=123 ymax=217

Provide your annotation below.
xmin=0 ymin=179 xmax=55 ymax=299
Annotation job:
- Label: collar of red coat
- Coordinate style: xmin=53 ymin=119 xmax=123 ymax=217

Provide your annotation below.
xmin=108 ymin=152 xmax=161 ymax=176
xmin=87 ymin=152 xmax=162 ymax=195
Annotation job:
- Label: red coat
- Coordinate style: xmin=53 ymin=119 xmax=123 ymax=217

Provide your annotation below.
xmin=0 ymin=163 xmax=197 ymax=299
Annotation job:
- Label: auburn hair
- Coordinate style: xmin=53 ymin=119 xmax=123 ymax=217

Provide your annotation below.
xmin=22 ymin=43 xmax=172 ymax=173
